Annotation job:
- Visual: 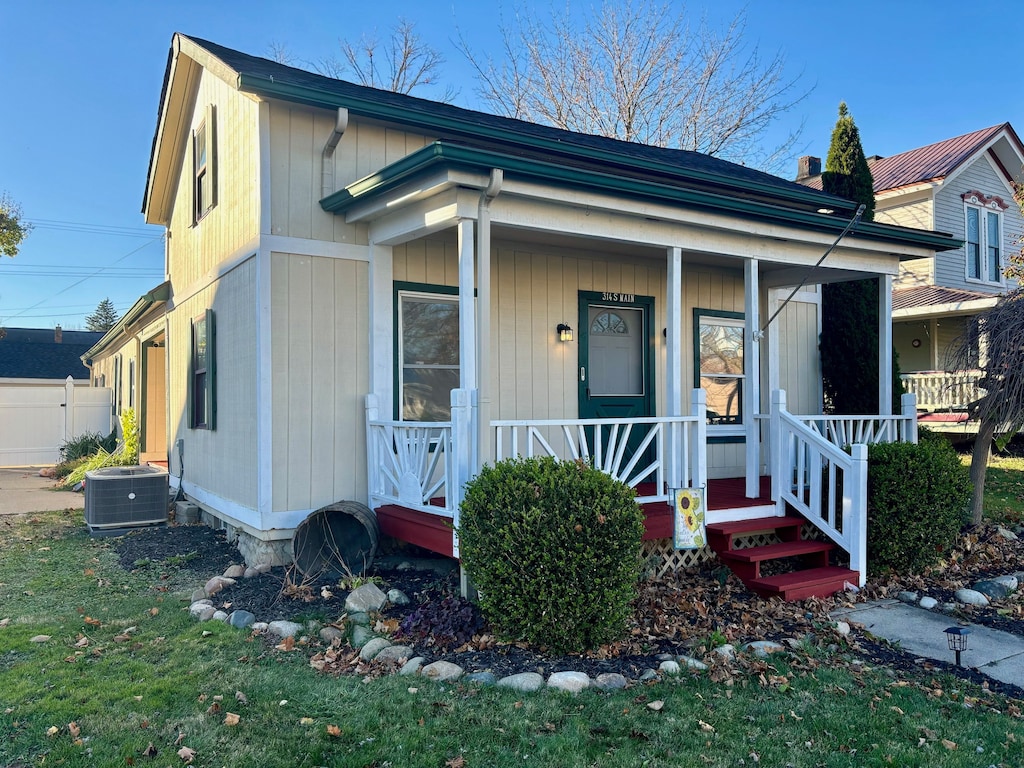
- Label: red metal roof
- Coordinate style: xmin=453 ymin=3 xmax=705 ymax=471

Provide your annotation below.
xmin=869 ymin=124 xmax=1009 ymax=192
xmin=801 ymin=123 xmax=1021 ymax=193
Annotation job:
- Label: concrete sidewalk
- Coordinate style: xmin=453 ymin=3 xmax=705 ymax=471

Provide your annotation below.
xmin=832 ymin=599 xmax=1024 ymax=689
xmin=0 ymin=467 xmax=83 ymax=516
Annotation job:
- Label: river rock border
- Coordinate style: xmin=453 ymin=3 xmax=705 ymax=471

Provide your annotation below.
xmin=895 ymin=570 xmax=1023 ymax=613
xmin=185 ymin=565 xmax=796 ymax=693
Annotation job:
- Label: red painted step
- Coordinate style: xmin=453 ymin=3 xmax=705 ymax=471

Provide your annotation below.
xmin=716 ymin=540 xmax=834 ymax=581
xmin=706 ymin=515 xmax=804 ymax=552
xmin=747 ymin=566 xmax=859 ymax=601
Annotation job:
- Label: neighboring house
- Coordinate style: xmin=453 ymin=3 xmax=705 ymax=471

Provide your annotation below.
xmin=799 ymin=124 xmax=1024 ymax=425
xmin=0 ymin=326 xmax=111 ymax=466
xmin=0 ymin=326 xmax=101 ymax=385
xmin=81 ymin=282 xmax=170 ymax=464
xmin=142 ymin=34 xmax=957 ymax=594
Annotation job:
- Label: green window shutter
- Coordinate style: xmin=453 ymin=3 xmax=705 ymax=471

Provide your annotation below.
xmin=187 ymin=318 xmax=195 ymax=427
xmin=206 ymin=308 xmax=216 ymax=431
xmin=205 ymin=104 xmax=217 ymax=212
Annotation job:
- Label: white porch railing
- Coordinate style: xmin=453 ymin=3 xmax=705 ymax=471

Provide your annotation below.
xmin=771 ymin=390 xmax=869 ymax=586
xmin=791 ymin=393 xmax=919 ymax=446
xmin=901 ymin=370 xmax=984 ymax=412
xmin=365 ymin=395 xmax=457 ymax=516
xmin=492 ymin=390 xmax=708 ymax=505
xmin=769 ymin=391 xmax=919 ymax=587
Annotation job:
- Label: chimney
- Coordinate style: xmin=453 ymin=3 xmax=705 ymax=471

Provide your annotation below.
xmin=797 ymin=155 xmax=821 ymax=181
xmin=54 ymin=324 xmax=62 ymax=343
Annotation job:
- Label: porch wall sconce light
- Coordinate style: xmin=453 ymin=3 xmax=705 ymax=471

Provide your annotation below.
xmin=557 ymin=323 xmax=573 ymax=342
xmin=944 ymin=626 xmax=970 ymax=666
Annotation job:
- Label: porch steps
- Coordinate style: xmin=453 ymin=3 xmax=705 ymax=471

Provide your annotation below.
xmin=707 ymin=515 xmax=858 ymax=601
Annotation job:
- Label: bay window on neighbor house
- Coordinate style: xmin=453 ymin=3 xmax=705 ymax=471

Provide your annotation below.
xmin=189 ymin=310 xmax=215 ymax=429
xmin=964 ymin=193 xmax=1004 ymax=284
xmin=694 ymin=310 xmax=745 ymax=435
xmin=193 ymin=105 xmax=216 ymax=223
xmin=397 ymin=285 xmax=459 ymax=421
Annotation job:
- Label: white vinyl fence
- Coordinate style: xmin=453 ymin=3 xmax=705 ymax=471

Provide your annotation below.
xmin=0 ymin=377 xmax=112 ymax=466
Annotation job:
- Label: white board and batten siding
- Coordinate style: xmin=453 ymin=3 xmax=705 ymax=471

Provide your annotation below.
xmin=167 ymin=263 xmax=258 ymax=510
xmin=933 ymin=157 xmax=1023 ymax=292
xmin=167 ymin=69 xmax=260 ymax=287
xmin=269 ymin=252 xmax=370 ymax=514
xmin=266 ymin=103 xmax=434 ymax=245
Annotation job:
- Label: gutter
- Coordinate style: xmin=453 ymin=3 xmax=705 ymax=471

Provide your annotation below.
xmin=321 ymin=142 xmax=962 ymax=253
xmin=238 ymin=73 xmax=854 ymax=215
xmin=81 ymin=281 xmax=171 ymax=364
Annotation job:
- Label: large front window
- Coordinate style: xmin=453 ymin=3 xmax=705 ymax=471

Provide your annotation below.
xmin=694 ymin=310 xmax=744 ymax=433
xmin=964 ymin=194 xmax=1003 ymax=284
xmin=398 ymin=290 xmax=459 ymax=421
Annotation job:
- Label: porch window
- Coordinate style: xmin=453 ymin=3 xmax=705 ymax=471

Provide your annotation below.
xmin=398 ymin=288 xmax=459 ymax=421
xmin=694 ymin=310 xmax=744 ymax=433
xmin=189 ymin=310 xmax=215 ymax=430
xmin=964 ymin=201 xmax=1002 ymax=284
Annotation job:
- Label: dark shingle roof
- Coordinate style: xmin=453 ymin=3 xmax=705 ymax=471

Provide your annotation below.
xmin=182 ymin=35 xmax=851 ymax=212
xmin=892 ymin=286 xmax=998 ymax=312
xmin=0 ymin=328 xmax=103 ymax=380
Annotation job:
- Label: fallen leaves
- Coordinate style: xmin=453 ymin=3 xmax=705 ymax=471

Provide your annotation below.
xmin=29 ymin=635 xmax=51 ymax=643
xmin=326 ymin=724 xmax=342 ymax=737
xmin=177 ymin=745 xmax=196 ymax=763
xmin=223 ymin=712 xmax=241 ymax=726
xmin=445 ymin=756 xmax=466 ymax=768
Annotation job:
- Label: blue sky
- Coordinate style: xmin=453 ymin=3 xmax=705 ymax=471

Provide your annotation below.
xmin=2 ymin=0 xmax=1023 ymax=329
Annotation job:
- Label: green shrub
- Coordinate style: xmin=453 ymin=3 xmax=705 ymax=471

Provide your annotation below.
xmin=59 ymin=430 xmax=116 ymax=463
xmin=59 ymin=409 xmax=140 ymax=489
xmin=457 ymin=456 xmax=644 ymax=654
xmin=866 ymin=434 xmax=970 ymax=572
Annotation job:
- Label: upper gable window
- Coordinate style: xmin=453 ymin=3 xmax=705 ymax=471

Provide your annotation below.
xmin=193 ymin=105 xmax=217 ymax=223
xmin=963 ymin=191 xmax=1007 ymax=285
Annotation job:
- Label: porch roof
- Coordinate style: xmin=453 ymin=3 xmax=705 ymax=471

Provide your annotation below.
xmin=321 ymin=140 xmax=960 ymax=253
xmin=892 ymin=285 xmax=999 ymax=319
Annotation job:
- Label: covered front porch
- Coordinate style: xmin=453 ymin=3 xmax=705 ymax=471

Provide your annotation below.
xmin=318 ymin=139 xmax=952 ymax=594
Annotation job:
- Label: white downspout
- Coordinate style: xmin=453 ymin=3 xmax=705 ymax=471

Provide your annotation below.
xmin=476 ymin=169 xmax=503 ymax=467
xmin=320 ymin=107 xmax=349 ymax=199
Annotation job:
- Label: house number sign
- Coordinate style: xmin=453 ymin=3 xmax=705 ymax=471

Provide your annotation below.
xmin=601 ymin=292 xmax=635 ymax=302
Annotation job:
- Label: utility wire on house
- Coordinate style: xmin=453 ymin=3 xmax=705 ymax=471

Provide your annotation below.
xmin=760 ymin=204 xmax=866 ymax=334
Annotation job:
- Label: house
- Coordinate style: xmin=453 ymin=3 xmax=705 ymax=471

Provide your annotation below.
xmin=0 ymin=326 xmax=101 ymax=385
xmin=80 ymin=282 xmax=170 ymax=465
xmin=799 ymin=124 xmax=1024 ymax=427
xmin=142 ymin=34 xmax=957 ymax=596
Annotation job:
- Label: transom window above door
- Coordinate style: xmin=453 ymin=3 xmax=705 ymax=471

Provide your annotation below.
xmin=591 ymin=310 xmax=630 ymax=335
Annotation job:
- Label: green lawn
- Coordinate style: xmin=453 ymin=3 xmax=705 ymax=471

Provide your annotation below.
xmin=1 ymin=511 xmax=1022 ymax=767
xmin=981 ymin=454 xmax=1024 ymax=525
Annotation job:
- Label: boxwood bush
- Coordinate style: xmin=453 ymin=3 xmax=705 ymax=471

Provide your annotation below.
xmin=866 ymin=433 xmax=970 ymax=572
xmin=457 ymin=456 xmax=644 ymax=654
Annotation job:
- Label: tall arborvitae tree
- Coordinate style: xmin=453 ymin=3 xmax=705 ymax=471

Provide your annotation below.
xmin=819 ymin=102 xmax=901 ymax=414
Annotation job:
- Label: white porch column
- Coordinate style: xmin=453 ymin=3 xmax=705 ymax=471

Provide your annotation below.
xmin=368 ymin=240 xmax=394 ymax=412
xmin=744 ymin=258 xmax=762 ymax=498
xmin=878 ymin=274 xmax=893 ymax=416
xmin=666 ymin=247 xmax=683 ymax=490
xmin=477 ymin=172 xmax=502 ymax=467
xmin=457 ymin=218 xmax=479 ymax=476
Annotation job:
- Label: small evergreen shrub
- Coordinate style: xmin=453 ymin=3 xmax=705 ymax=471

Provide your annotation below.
xmin=866 ymin=434 xmax=970 ymax=572
xmin=396 ymin=595 xmax=483 ymax=651
xmin=457 ymin=456 xmax=644 ymax=654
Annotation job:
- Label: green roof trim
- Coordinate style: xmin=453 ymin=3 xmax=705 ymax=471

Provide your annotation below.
xmin=236 ymin=72 xmax=853 ymax=214
xmin=81 ymin=282 xmax=170 ymax=363
xmin=320 ymin=142 xmax=960 ymax=252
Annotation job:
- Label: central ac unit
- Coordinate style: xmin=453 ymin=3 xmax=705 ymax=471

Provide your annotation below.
xmin=84 ymin=465 xmax=169 ymax=533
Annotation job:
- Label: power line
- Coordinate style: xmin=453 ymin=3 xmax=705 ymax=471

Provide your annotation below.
xmin=3 ymin=236 xmax=165 ymax=322
xmin=25 ymin=218 xmax=163 ymax=239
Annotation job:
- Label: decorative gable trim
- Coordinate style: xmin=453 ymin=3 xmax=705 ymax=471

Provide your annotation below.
xmin=961 ymin=190 xmax=1010 ymax=211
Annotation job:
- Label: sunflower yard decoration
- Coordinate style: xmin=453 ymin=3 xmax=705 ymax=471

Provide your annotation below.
xmin=673 ymin=488 xmax=706 ymax=550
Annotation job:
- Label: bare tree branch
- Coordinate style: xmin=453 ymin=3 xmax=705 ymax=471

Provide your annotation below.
xmin=458 ymin=1 xmax=809 ymax=171
xmin=315 ymin=19 xmax=454 ymax=100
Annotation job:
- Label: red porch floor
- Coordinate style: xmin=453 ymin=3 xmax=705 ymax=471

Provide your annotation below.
xmin=375 ymin=476 xmax=772 ymax=558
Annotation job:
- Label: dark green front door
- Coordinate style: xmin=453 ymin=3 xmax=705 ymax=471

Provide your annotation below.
xmin=578 ymin=292 xmax=655 ymax=471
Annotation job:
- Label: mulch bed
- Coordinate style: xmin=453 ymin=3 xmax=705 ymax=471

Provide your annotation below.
xmin=111 ymin=522 xmax=1024 ymax=700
